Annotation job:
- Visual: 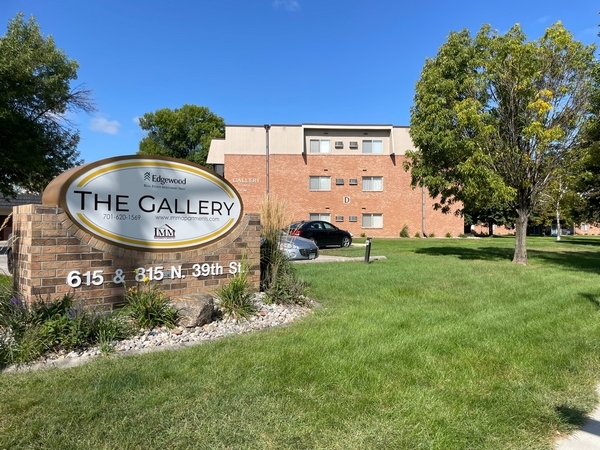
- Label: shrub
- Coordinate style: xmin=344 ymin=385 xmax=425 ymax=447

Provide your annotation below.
xmin=399 ymin=224 xmax=410 ymax=238
xmin=360 ymin=232 xmax=366 ymax=238
xmin=216 ymin=258 xmax=256 ymax=322
xmin=123 ymin=279 xmax=178 ymax=329
xmin=445 ymin=232 xmax=452 ymax=238
xmin=428 ymin=232 xmax=435 ymax=238
xmin=0 ymin=291 xmax=135 ymax=366
xmin=414 ymin=232 xmax=421 ymax=238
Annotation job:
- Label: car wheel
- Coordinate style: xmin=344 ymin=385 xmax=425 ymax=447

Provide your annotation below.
xmin=341 ymin=236 xmax=351 ymax=247
xmin=7 ymin=248 xmax=13 ymax=274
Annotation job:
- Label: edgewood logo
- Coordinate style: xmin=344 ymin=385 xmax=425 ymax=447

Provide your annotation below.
xmin=144 ymin=171 xmax=187 ymax=185
xmin=54 ymin=155 xmax=243 ymax=250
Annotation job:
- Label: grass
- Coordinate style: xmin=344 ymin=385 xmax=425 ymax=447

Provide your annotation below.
xmin=1 ymin=236 xmax=600 ymax=449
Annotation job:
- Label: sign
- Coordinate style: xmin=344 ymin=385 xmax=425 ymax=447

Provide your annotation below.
xmin=56 ymin=156 xmax=243 ymax=251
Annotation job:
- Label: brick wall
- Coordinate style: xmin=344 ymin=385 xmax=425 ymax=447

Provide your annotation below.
xmin=225 ymin=153 xmax=463 ymax=238
xmin=12 ymin=205 xmax=260 ymax=309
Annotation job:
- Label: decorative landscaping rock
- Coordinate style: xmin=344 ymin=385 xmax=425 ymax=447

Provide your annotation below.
xmin=2 ymin=294 xmax=316 ymax=373
xmin=173 ymin=294 xmax=215 ymax=328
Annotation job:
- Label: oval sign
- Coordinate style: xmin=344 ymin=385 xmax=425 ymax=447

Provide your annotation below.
xmin=56 ymin=156 xmax=243 ymax=251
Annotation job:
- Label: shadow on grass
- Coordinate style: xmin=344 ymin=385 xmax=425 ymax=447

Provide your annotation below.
xmin=556 ymin=405 xmax=588 ymax=427
xmin=554 ymin=237 xmax=600 ymax=247
xmin=415 ymin=246 xmax=600 ymax=274
xmin=415 ymin=246 xmax=513 ymax=262
xmin=579 ymin=293 xmax=600 ymax=308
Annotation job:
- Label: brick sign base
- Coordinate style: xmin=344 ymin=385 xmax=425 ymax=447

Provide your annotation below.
xmin=12 ymin=204 xmax=260 ymax=310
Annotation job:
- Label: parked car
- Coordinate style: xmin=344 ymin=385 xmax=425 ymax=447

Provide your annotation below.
xmin=261 ymin=233 xmax=319 ymax=261
xmin=278 ymin=234 xmax=319 ymax=260
xmin=287 ymin=221 xmax=352 ymax=248
xmin=550 ymin=229 xmax=572 ymax=237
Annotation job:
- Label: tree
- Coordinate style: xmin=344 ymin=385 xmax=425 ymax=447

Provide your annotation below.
xmin=464 ymin=199 xmax=515 ymax=236
xmin=531 ymin=173 xmax=584 ymax=237
xmin=0 ymin=13 xmax=94 ymax=197
xmin=407 ymin=22 xmax=597 ymax=264
xmin=137 ymin=104 xmax=225 ymax=166
xmin=574 ymin=56 xmax=600 ymax=223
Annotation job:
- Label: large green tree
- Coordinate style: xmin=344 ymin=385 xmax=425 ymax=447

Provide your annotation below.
xmin=407 ymin=22 xmax=597 ymax=264
xmin=137 ymin=104 xmax=225 ymax=166
xmin=574 ymin=53 xmax=600 ymax=223
xmin=0 ymin=13 xmax=94 ymax=197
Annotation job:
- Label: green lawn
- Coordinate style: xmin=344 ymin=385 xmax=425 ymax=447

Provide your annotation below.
xmin=1 ymin=236 xmax=600 ymax=449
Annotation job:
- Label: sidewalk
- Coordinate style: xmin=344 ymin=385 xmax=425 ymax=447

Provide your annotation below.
xmin=293 ymin=255 xmax=387 ymax=263
xmin=556 ymin=386 xmax=600 ymax=449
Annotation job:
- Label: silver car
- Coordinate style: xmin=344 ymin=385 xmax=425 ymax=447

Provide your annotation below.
xmin=278 ymin=234 xmax=319 ymax=261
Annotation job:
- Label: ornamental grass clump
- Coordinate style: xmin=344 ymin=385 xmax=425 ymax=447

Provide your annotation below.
xmin=122 ymin=277 xmax=178 ymax=329
xmin=399 ymin=224 xmax=410 ymax=238
xmin=260 ymin=196 xmax=308 ymax=304
xmin=216 ymin=258 xmax=256 ymax=322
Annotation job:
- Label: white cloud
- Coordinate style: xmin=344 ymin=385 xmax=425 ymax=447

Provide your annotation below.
xmin=90 ymin=117 xmax=121 ymax=135
xmin=273 ymin=0 xmax=300 ymax=11
xmin=132 ymin=116 xmax=140 ymax=125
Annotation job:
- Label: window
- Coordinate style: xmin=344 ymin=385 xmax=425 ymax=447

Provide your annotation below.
xmin=349 ymin=178 xmax=358 ymax=185
xmin=582 ymin=224 xmax=590 ymax=231
xmin=213 ymin=164 xmax=224 ymax=177
xmin=335 ymin=216 xmax=344 ymax=222
xmin=349 ymin=216 xmax=358 ymax=222
xmin=335 ymin=178 xmax=344 ymax=185
xmin=310 ymin=139 xmax=330 ymax=153
xmin=309 ymin=213 xmax=330 ymax=221
xmin=362 ymin=176 xmax=383 ymax=191
xmin=362 ymin=140 xmax=383 ymax=154
xmin=309 ymin=176 xmax=330 ymax=191
xmin=349 ymin=141 xmax=358 ymax=149
xmin=334 ymin=141 xmax=343 ymax=149
xmin=362 ymin=213 xmax=383 ymax=228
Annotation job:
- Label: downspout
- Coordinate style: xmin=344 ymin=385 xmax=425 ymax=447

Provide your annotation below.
xmin=422 ymin=186 xmax=427 ymax=237
xmin=264 ymin=124 xmax=271 ymax=197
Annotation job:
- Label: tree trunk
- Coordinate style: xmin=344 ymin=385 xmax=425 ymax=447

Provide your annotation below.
xmin=556 ymin=198 xmax=561 ymax=242
xmin=513 ymin=211 xmax=528 ymax=265
xmin=488 ymin=222 xmax=494 ymax=236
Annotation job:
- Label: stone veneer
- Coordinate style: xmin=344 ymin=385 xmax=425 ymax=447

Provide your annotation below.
xmin=12 ymin=204 xmax=260 ymax=310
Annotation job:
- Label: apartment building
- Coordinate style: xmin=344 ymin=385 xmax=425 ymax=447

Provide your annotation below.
xmin=207 ymin=124 xmax=463 ymax=238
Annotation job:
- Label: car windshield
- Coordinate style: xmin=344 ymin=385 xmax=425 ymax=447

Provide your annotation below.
xmin=286 ymin=222 xmax=304 ymax=231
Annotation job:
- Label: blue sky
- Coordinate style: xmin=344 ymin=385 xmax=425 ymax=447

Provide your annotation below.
xmin=2 ymin=0 xmax=599 ymax=164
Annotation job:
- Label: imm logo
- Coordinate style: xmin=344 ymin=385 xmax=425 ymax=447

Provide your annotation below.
xmin=154 ymin=224 xmax=175 ymax=239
